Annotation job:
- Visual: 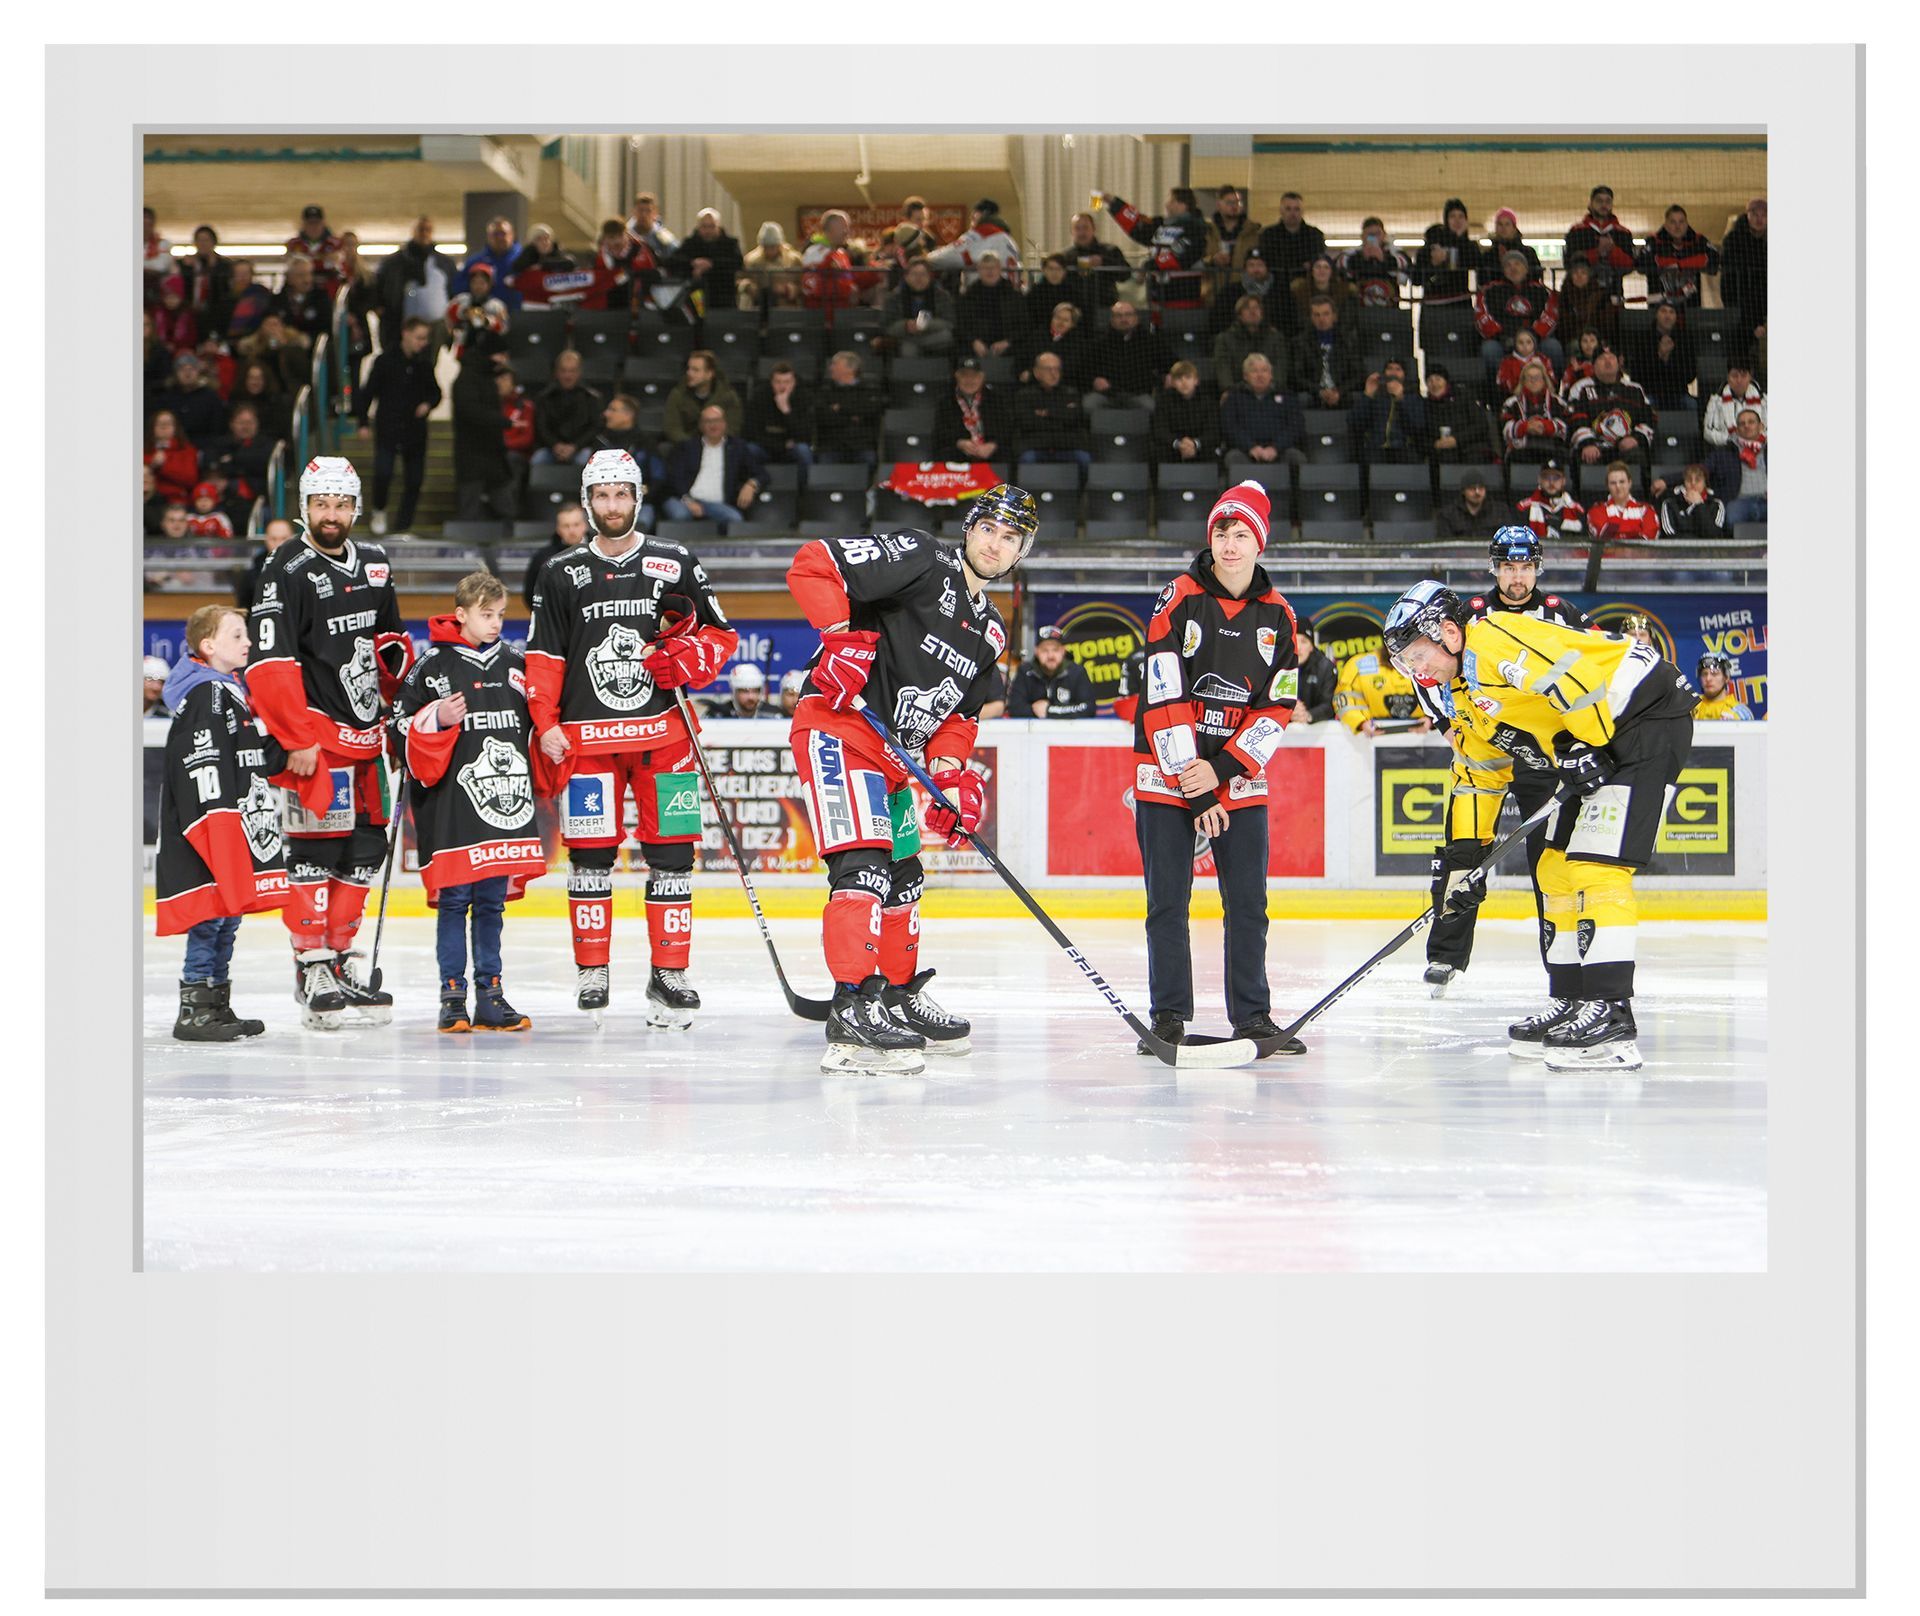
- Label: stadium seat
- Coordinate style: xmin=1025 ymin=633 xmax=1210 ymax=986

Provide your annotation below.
xmin=1229 ymin=463 xmax=1293 ymax=526
xmin=528 ymin=463 xmax=580 ymax=508
xmin=701 ymin=307 xmax=759 ymax=342
xmin=1620 ymin=308 xmax=1654 ymax=351
xmin=1354 ymin=306 xmax=1415 ymax=363
xmin=1653 ymin=419 xmax=1704 ymax=460
xmin=1154 ymin=461 xmax=1222 ymax=528
xmin=1297 ymin=463 xmax=1363 ymax=521
xmin=1368 ymin=464 xmax=1434 ymax=521
xmin=634 ymin=403 xmax=668 ymax=441
xmin=763 ymin=327 xmax=828 ymax=373
xmin=888 ymin=356 xmax=950 ymax=406
xmin=756 ymin=352 xmax=823 ymax=386
xmin=1695 ymin=352 xmax=1730 ymax=397
xmin=1015 ymin=461 xmax=1084 ymax=529
xmin=1083 ymin=518 xmax=1151 ymax=543
xmin=881 ymin=405 xmax=937 ymax=460
xmin=768 ymin=308 xmax=828 ymax=334
xmin=746 ymin=486 xmax=800 ymax=527
xmin=979 ymin=354 xmax=1017 ymax=388
xmin=1575 ymin=461 xmax=1615 ymax=500
xmin=833 ymin=308 xmax=885 ymax=367
xmin=441 ymin=518 xmax=509 ymax=543
xmin=1161 ymin=307 xmax=1210 ymax=340
xmin=798 ymin=485 xmax=870 ymax=525
xmin=634 ymin=311 xmax=696 ymax=358
xmin=510 ymin=520 xmax=555 ymax=540
xmin=622 ymin=356 xmax=682 ymax=401
xmin=505 ymin=309 xmax=568 ymax=380
xmin=704 ymin=322 xmax=762 ymax=371
xmin=873 ymin=489 xmax=932 ymax=530
xmin=571 ymin=309 xmax=633 ymax=366
xmin=655 ymin=519 xmax=719 ymax=543
xmin=1301 ymin=408 xmax=1353 ymax=464
xmin=805 ymin=463 xmax=870 ymax=493
xmin=1418 ymin=302 xmax=1479 ymax=367
xmin=1687 ymin=307 xmax=1733 ymax=352
xmin=1732 ymin=521 xmax=1769 ymax=543
xmin=723 ymin=520 xmax=797 ymax=542
xmin=1090 ymin=407 xmax=1152 ymax=462
xmin=1297 ymin=519 xmax=1371 ymax=545
xmin=1375 ymin=520 xmax=1439 ymax=544
xmin=762 ymin=462 xmax=802 ymax=492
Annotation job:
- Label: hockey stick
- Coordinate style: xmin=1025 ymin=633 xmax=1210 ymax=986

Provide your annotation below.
xmin=366 ymin=769 xmax=407 ymax=993
xmin=853 ymin=702 xmax=1273 ymax=1071
xmin=1276 ymin=783 xmax=1571 ymax=1043
xmin=670 ymin=686 xmax=832 ymax=1021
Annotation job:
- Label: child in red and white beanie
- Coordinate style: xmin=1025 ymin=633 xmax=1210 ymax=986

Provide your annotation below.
xmin=1207 ymin=479 xmax=1272 ymax=550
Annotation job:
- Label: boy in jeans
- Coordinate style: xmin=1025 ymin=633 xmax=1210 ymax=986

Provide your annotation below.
xmin=156 ymin=604 xmax=291 ymax=1040
xmin=394 ymin=572 xmax=551 ymax=1032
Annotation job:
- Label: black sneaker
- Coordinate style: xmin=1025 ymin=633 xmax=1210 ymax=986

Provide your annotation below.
xmin=173 ymin=981 xmax=248 ymax=1043
xmin=1508 ymin=998 xmax=1579 ymax=1060
xmin=1233 ymin=1012 xmax=1307 ymax=1056
xmin=884 ymin=968 xmax=971 ymax=1055
xmin=473 ymin=974 xmax=531 ymax=1031
xmin=1137 ymin=1012 xmax=1185 ymax=1055
xmin=210 ymin=981 xmax=265 ymax=1037
xmin=1543 ymin=999 xmax=1642 ymax=1072
xmin=438 ymin=978 xmax=472 ymax=1035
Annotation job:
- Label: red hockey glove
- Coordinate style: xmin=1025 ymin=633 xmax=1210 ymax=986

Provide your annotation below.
xmin=642 ymin=630 xmax=728 ymax=691
xmin=922 ymin=766 xmax=985 ymax=848
xmin=813 ymin=629 xmax=881 ymax=712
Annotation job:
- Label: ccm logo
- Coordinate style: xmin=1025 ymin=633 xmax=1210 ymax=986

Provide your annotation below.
xmin=580 ymin=717 xmax=669 ymax=743
xmin=642 ymin=557 xmax=682 ymax=582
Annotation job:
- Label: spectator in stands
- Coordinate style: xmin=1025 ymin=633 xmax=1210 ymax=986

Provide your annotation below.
xmin=1566 ymin=347 xmax=1655 ymax=468
xmin=1564 ymin=184 xmax=1638 ymax=298
xmin=739 ymin=222 xmax=804 ymax=309
xmin=1285 ymin=254 xmax=1352 ymax=334
xmin=1352 ymin=358 xmax=1428 ymax=464
xmin=1515 ymin=456 xmax=1586 ymax=540
xmin=626 ymin=192 xmax=680 ymax=261
xmin=185 ymin=481 xmax=235 ymax=538
xmin=1556 ymin=257 xmax=1618 ymax=351
xmin=231 ymin=360 xmax=289 ymax=442
xmin=1481 ymin=208 xmax=1541 ymax=282
xmin=142 ymin=208 xmax=172 ymax=303
xmin=1501 ymin=360 xmax=1571 ymax=466
xmin=800 ymin=209 xmax=883 ymax=310
xmin=507 ymin=222 xmax=562 ymax=284
xmin=1704 ymin=357 xmax=1766 ymax=447
xmin=925 ymin=197 xmax=1024 ymax=287
xmin=142 ymin=465 xmax=169 ymax=536
xmin=182 ymin=227 xmax=233 ymax=333
xmin=1475 ymin=248 xmax=1562 ymax=385
xmin=874 ymin=197 xmax=937 ymax=285
xmin=158 ymin=353 xmax=228 ymax=444
xmin=273 ymin=256 xmax=330 ymax=344
xmin=955 ymin=251 xmax=1024 ymax=361
xmin=353 ymin=315 xmax=442 ymax=536
xmin=1418 ymin=199 xmax=1477 ymax=309
xmin=142 ymin=312 xmax=176 ymax=404
xmin=1707 ymin=408 xmax=1768 ymax=525
xmin=152 ymin=274 xmax=198 ymax=356
xmin=1633 ymin=306 xmax=1699 ymax=414
xmin=498 ymin=365 xmax=536 ymax=492
xmin=1025 ymin=252 xmax=1078 ymax=327
xmin=335 ymin=232 xmax=379 ymax=375
xmin=662 ymin=404 xmax=764 ymax=531
xmin=588 ymin=395 xmax=663 ymax=495
xmin=222 ymin=260 xmax=274 ymax=341
xmin=582 ymin=215 xmax=655 ymax=312
xmin=1495 ymin=328 xmax=1547 ymax=401
xmin=156 ymin=503 xmax=191 ymax=543
xmin=1085 ymin=299 xmax=1172 ymax=413
xmin=1221 ymin=352 xmax=1304 ymax=470
xmin=1423 ymin=364 xmax=1496 ymax=465
xmin=1157 ymin=360 xmax=1221 ymax=464
xmin=935 ymin=357 xmax=1010 ymax=465
xmin=1638 ymin=204 xmax=1720 ymax=311
xmin=745 ymin=360 xmax=817 ymax=474
xmin=1007 ymin=626 xmax=1097 ymax=719
xmin=1093 ymin=186 xmax=1210 ymax=310
xmin=1436 ymin=468 xmax=1503 ymax=539
xmin=1208 ymin=252 xmax=1283 ymax=337
xmin=1586 ymin=461 xmax=1659 ymax=543
xmin=235 ymin=516 xmax=296 ymax=613
xmin=1559 ymin=326 xmax=1604 ymax=395
xmin=1207 ymin=184 xmax=1262 ymax=280
xmin=1720 ymin=198 xmax=1768 ymax=347
xmin=521 ymin=502 xmax=589 ymax=611
xmin=663 ymin=349 xmax=743 ymax=446
xmin=1288 ymin=295 xmax=1365 ymax=410
xmin=444 ymin=264 xmax=509 ymax=364
xmin=704 ymin=663 xmax=777 ymax=720
xmin=531 ymin=349 xmax=602 ymax=467
xmin=668 ymin=209 xmax=744 ymax=312
xmin=1340 ymin=217 xmax=1411 ymax=307
xmin=1013 ymin=351 xmax=1092 ymax=473
xmin=883 ymin=257 xmax=957 ymax=358
xmin=284 ymin=205 xmax=340 ymax=294
xmin=1255 ymin=191 xmax=1328 ymax=285
xmin=453 ymin=216 xmax=521 ymax=311
xmin=377 ymin=217 xmax=454 ymax=349
xmin=143 ymin=655 xmax=170 ymax=717
xmin=1653 ymin=463 xmax=1728 ymax=537
xmin=1060 ymin=211 xmax=1132 ymax=320
xmin=237 ymin=313 xmax=312 ymax=394
xmin=195 ymin=334 xmax=236 ymax=399
xmin=452 ymin=347 xmax=517 ymax=524
xmin=1282 ymin=617 xmax=1336 ymax=726
xmin=1212 ymin=293 xmax=1287 ymax=394
xmin=205 ymin=403 xmax=274 ymax=506
xmin=1018 ymin=301 xmax=1089 ymax=392
xmin=812 ymin=350 xmax=883 ymax=468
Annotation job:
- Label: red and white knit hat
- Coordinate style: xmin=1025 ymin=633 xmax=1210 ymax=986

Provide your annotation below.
xmin=1207 ymin=480 xmax=1272 ymax=551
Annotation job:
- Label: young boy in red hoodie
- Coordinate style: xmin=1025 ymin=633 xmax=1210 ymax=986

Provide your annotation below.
xmin=393 ymin=572 xmax=551 ymax=1033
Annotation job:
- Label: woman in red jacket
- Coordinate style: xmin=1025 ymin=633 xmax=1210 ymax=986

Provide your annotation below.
xmin=145 ymin=409 xmax=199 ymax=504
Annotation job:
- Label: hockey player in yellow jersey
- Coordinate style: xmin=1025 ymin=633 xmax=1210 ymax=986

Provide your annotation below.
xmin=1692 ymin=653 xmax=1756 ymax=720
xmin=1383 ymin=578 xmax=1697 ymax=1071
xmin=1333 ymin=648 xmax=1430 ymax=734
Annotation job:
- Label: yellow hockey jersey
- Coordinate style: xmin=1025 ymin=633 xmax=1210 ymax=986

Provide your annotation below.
xmin=1335 ymin=651 xmax=1421 ymax=731
xmin=1693 ymin=690 xmax=1755 ymax=721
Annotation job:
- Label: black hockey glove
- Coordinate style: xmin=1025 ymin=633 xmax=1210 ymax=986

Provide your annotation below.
xmin=1555 ymin=742 xmax=1615 ymax=798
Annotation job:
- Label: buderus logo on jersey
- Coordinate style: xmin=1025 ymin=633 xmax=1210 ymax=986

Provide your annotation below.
xmin=583 ymin=622 xmax=656 ymax=712
xmin=339 ymin=637 xmax=380 ymax=723
xmin=457 ymin=736 xmax=534 ymax=830
xmin=240 ymin=776 xmax=283 ymax=861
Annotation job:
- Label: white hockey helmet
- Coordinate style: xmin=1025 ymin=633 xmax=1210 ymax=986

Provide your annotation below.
xmin=581 ymin=449 xmax=644 ymax=534
xmin=298 ymin=455 xmax=362 ymax=525
xmin=778 ymin=668 xmax=806 ymax=697
xmin=729 ymin=662 xmax=765 ymax=691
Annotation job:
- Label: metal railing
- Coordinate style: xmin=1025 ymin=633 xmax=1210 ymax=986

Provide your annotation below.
xmin=264 ymin=438 xmax=287 ymax=521
xmin=288 ymin=385 xmax=313 ymax=496
xmin=309 ymin=334 xmax=331 ymax=454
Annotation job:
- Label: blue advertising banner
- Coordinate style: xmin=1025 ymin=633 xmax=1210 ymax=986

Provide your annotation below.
xmin=1031 ymin=590 xmax=1769 ymax=718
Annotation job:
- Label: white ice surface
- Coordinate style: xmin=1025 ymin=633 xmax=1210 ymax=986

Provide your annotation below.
xmin=142 ymin=917 xmax=1766 ymax=1273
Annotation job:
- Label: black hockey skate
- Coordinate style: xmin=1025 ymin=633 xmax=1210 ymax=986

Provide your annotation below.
xmin=1232 ymin=1011 xmax=1307 ymax=1057
xmin=1136 ymin=1012 xmax=1185 ymax=1056
xmin=1543 ymin=999 xmax=1641 ymax=1072
xmin=174 ymin=981 xmax=249 ymax=1043
xmin=438 ymin=978 xmax=471 ymax=1035
xmin=1423 ymin=963 xmax=1459 ymax=998
xmin=883 ymin=968 xmax=971 ymax=1055
xmin=209 ymin=981 xmax=265 ymax=1038
xmin=576 ymin=964 xmax=610 ymax=1027
xmin=646 ymin=967 xmax=700 ymax=1030
xmin=292 ymin=950 xmax=349 ymax=1030
xmin=822 ymin=976 xmax=926 ymax=1075
xmin=474 ymin=974 xmax=531 ymax=1032
xmin=331 ymin=950 xmax=395 ymax=1027
xmin=1507 ymin=999 xmax=1579 ymax=1059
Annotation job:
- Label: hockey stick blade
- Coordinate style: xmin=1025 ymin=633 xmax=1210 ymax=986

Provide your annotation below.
xmin=853 ymin=702 xmax=1268 ymax=1071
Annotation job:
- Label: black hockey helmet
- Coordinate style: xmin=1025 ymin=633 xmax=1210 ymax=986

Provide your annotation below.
xmin=961 ymin=483 xmax=1041 ymax=576
xmin=1383 ymin=580 xmax=1469 ymax=674
xmin=1489 ymin=524 xmax=1543 ymax=571
xmin=1697 ymin=652 xmax=1731 ymax=679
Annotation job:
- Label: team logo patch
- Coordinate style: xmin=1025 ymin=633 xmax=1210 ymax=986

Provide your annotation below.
xmin=567 ymin=563 xmax=591 ymax=589
xmin=1235 ymin=714 xmax=1287 ymax=767
xmin=938 ymin=575 xmax=958 ymax=619
xmin=311 ymin=572 xmax=334 ymax=598
xmin=893 ymin=677 xmax=965 ymax=749
xmin=1226 ymin=771 xmax=1268 ymax=800
xmin=1191 ymin=672 xmax=1251 ymax=705
xmin=365 ymin=562 xmax=390 ymax=587
xmin=583 ymin=622 xmax=656 ymax=712
xmin=426 ymin=672 xmax=452 ymax=698
xmin=561 ymin=772 xmax=617 ymax=840
xmin=642 ymin=556 xmax=682 ymax=582
xmin=1182 ymin=620 xmax=1203 ymax=656
xmin=1146 ymin=652 xmax=1182 ymax=703
xmin=1256 ymin=626 xmax=1277 ymax=665
xmin=457 ymin=736 xmax=535 ymax=831
xmin=240 ymin=776 xmax=283 ymax=862
xmin=983 ymin=619 xmax=1007 ymax=658
xmin=508 ymin=667 xmax=526 ymax=696
xmin=339 ymin=637 xmax=380 ymax=723
xmin=1267 ymin=667 xmax=1298 ymax=702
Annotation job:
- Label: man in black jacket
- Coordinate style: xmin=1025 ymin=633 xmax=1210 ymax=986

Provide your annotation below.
xmin=1719 ymin=198 xmax=1767 ymax=346
xmin=531 ymin=349 xmax=602 ymax=467
xmin=813 ymin=350 xmax=883 ymax=468
xmin=1255 ymin=191 xmax=1329 ymax=285
xmin=1012 ymin=353 xmax=1092 ymax=473
xmin=520 ymin=503 xmax=588 ymax=612
xmin=1288 ymin=296 xmax=1366 ymax=409
xmin=375 ymin=217 xmax=455 ymax=356
xmin=451 ymin=350 xmax=516 ymax=522
xmin=352 ymin=315 xmax=443 ymax=535
xmin=667 ymin=209 xmax=744 ymax=311
xmin=1435 ymin=469 xmax=1503 ymax=539
xmin=1061 ymin=212 xmax=1133 ymax=323
xmin=934 ymin=358 xmax=1011 ymax=465
xmin=1005 ymin=626 xmax=1097 ymax=719
xmin=1290 ymin=614 xmax=1339 ymax=727
xmin=662 ymin=404 xmax=766 ymax=530
xmin=1221 ymin=353 xmax=1305 ymax=469
xmin=1423 ymin=365 xmax=1497 ymax=465
xmin=1084 ymin=299 xmax=1172 ymax=413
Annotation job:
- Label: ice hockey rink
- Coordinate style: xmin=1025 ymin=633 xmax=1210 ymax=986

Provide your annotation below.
xmin=141 ymin=914 xmax=1765 ymax=1274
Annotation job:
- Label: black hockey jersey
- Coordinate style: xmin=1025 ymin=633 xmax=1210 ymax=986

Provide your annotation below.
xmin=394 ymin=617 xmax=552 ymax=896
xmin=1134 ymin=550 xmax=1300 ymax=813
xmin=1564 ymin=374 xmax=1656 ymax=459
xmin=787 ymin=530 xmax=1008 ymax=759
xmin=524 ymin=534 xmax=737 ymax=757
xmin=155 ymin=665 xmax=290 ymax=936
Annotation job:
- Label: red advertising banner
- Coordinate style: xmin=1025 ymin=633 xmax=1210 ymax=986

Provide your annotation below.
xmin=1045 ymin=747 xmax=1325 ymax=878
xmin=878 ymin=461 xmax=1005 ymax=506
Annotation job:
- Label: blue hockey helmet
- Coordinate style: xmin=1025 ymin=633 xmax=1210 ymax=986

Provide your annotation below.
xmin=1489 ymin=524 xmax=1543 ymax=570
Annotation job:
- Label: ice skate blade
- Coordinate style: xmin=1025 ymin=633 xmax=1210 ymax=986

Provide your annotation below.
xmin=1508 ymin=1040 xmax=1550 ymax=1060
xmin=1545 ymin=1040 xmax=1642 ymax=1073
xmin=300 ymin=1009 xmax=349 ymax=1032
xmin=579 ymin=1007 xmax=605 ymax=1030
xmin=344 ymin=1006 xmax=394 ymax=1028
xmin=1428 ymin=981 xmax=1450 ymax=999
xmin=645 ymin=1004 xmax=695 ymax=1031
xmin=819 ymin=1045 xmax=926 ymax=1076
xmin=917 ymin=1035 xmax=971 ymax=1056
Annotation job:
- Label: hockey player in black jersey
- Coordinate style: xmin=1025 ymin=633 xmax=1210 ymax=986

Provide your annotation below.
xmin=245 ymin=455 xmax=415 ymax=1028
xmin=785 ymin=484 xmax=1038 ymax=1074
xmin=1420 ymin=525 xmax=1595 ymax=997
